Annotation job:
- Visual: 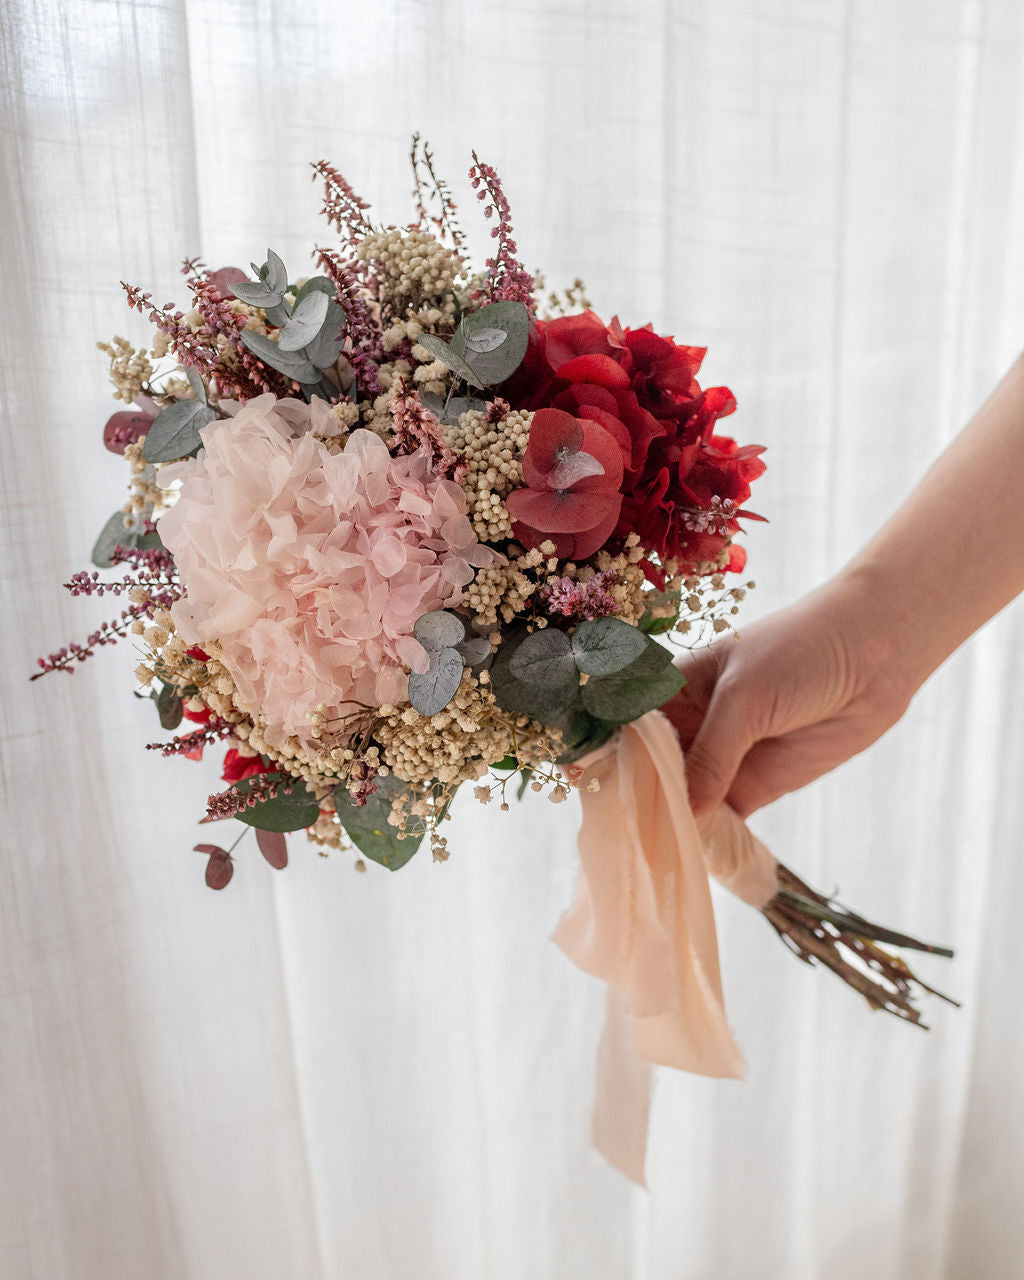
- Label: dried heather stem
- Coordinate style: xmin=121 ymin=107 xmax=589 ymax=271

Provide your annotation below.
xmin=761 ymin=863 xmax=958 ymax=1027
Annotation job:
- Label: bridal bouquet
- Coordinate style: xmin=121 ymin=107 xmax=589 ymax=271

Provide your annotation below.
xmin=37 ymin=141 xmax=952 ymax=1181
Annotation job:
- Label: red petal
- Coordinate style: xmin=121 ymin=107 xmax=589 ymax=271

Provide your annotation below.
xmin=577 ymin=419 xmax=624 ymax=490
xmin=571 ymin=404 xmax=632 ymax=465
xmin=555 ymin=353 xmax=631 ymax=389
xmin=511 ymin=521 xmax=576 ymax=559
xmin=542 ymin=310 xmax=616 ymax=369
xmin=524 ymin=408 xmax=584 ymax=475
xmin=506 ymin=485 xmax=619 ymax=533
xmin=565 ymin=494 xmax=624 ymax=559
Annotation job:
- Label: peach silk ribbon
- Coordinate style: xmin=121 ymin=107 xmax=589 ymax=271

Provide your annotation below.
xmin=552 ymin=708 xmax=779 ymax=1186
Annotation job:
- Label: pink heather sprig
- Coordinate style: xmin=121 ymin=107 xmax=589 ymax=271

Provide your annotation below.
xmin=410 ymin=133 xmax=467 ymax=253
xmin=121 ymin=282 xmax=223 ymax=379
xmin=315 ymin=247 xmax=384 ymax=397
xmin=183 ymin=265 xmax=288 ymax=401
xmin=32 ymin=602 xmax=152 ymax=680
xmin=205 ymin=773 xmax=296 ymax=822
xmin=468 ymin=152 xmax=536 ymax=310
xmin=64 ymin=569 xmax=181 ymax=600
xmin=110 ymin=544 xmax=177 ymax=577
xmin=147 ymin=719 xmax=236 ymax=758
xmin=312 ymin=159 xmax=375 ymax=247
xmin=539 ymin=571 xmax=620 ymax=621
xmin=181 ymin=256 xmax=211 ymax=284
xmin=389 ymin=381 xmax=467 ymax=482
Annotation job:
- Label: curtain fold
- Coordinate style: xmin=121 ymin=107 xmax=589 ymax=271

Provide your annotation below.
xmin=2 ymin=2 xmax=1023 ymax=1276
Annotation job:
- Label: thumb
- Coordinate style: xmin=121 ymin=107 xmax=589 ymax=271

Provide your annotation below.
xmin=682 ymin=688 xmax=757 ymax=817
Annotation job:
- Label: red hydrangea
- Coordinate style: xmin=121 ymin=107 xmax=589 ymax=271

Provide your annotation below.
xmin=501 ymin=311 xmax=765 ymax=573
xmin=504 ymin=408 xmax=623 ymax=560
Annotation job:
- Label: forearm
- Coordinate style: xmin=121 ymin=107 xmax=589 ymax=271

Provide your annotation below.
xmin=837 ymin=353 xmax=1024 ymax=698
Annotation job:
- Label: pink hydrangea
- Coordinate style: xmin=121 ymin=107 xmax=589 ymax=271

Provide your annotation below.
xmin=157 ymin=394 xmax=500 ymax=743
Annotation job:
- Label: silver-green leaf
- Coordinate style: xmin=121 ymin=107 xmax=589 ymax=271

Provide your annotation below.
xmin=408 ymin=648 xmax=464 ymax=715
xmin=571 ymin=618 xmax=648 ymax=676
xmin=464 ymin=326 xmax=507 ymax=354
xmin=143 ymin=398 xmax=216 ymax=463
xmin=416 ymin=333 xmax=486 ymax=389
xmin=240 ymin=329 xmax=320 ymax=383
xmin=277 ymin=290 xmax=329 ymax=352
xmin=508 ymin=628 xmax=577 ymax=689
xmin=451 ymin=301 xmax=530 ymax=385
xmin=414 ymin=610 xmax=465 ymax=651
xmin=303 ymin=299 xmax=346 ymax=369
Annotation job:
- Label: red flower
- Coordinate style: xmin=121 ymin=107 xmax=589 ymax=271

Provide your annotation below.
xmin=500 ymin=311 xmax=765 ymax=573
xmin=221 ymin=748 xmax=274 ymax=784
xmin=505 ymin=408 xmax=623 ymax=560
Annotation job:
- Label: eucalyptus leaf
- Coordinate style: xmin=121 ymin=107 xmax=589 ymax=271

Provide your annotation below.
xmin=334 ymin=773 xmax=423 ymax=871
xmin=291 ymin=276 xmax=336 ymax=308
xmin=408 ymin=648 xmax=464 ymax=716
xmin=91 ymin=510 xmax=141 ymax=568
xmin=277 ymin=289 xmax=329 ymax=352
xmin=230 ymin=249 xmax=289 ymax=308
xmin=463 ymin=326 xmax=507 ymax=354
xmin=156 ymin=681 xmax=183 ymax=731
xmin=490 ymin=632 xmax=580 ymax=721
xmin=240 ymin=329 xmax=320 ymax=383
xmin=184 ymin=366 xmax=207 ymax=403
xmin=264 ymin=301 xmax=291 ymax=328
xmin=416 ymin=333 xmax=486 ymax=389
xmin=414 ymin=610 xmax=465 ymax=651
xmin=233 ymin=773 xmax=320 ymax=833
xmin=452 ymin=301 xmax=530 ymax=385
xmin=418 ymin=391 xmax=488 ymax=426
xmin=550 ymin=706 xmax=617 ymax=764
xmin=571 ymin=618 xmax=648 ymax=676
xmin=143 ymin=398 xmax=216 ymax=463
xmin=580 ymin=643 xmax=685 ymax=725
xmin=303 ymin=299 xmax=346 ymax=369
xmin=230 ymin=279 xmax=279 ymax=306
xmin=457 ymin=635 xmax=492 ymax=667
xmin=508 ymin=628 xmax=577 ymax=689
xmin=264 ymin=249 xmax=288 ymax=294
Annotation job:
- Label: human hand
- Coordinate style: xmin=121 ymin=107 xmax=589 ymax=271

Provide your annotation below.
xmin=661 ymin=572 xmax=916 ymax=818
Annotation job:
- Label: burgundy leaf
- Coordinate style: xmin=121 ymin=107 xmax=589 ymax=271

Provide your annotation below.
xmin=204 ymin=856 xmax=234 ymax=890
xmin=195 ymin=844 xmax=233 ymax=890
xmin=256 ymin=829 xmax=289 ymax=870
xmin=208 ymin=266 xmax=248 ymax=296
xmin=103 ymin=410 xmax=154 ymax=455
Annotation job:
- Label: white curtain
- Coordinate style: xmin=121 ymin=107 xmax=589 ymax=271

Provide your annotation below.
xmin=3 ymin=1 xmax=1023 ymax=1276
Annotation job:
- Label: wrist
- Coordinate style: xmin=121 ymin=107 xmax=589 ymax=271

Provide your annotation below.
xmin=817 ymin=560 xmax=926 ymax=713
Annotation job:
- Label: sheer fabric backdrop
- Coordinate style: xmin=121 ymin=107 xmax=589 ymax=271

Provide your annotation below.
xmin=2 ymin=1 xmax=1023 ymax=1276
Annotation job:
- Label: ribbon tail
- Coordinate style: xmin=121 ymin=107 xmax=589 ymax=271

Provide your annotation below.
xmin=555 ymin=709 xmax=758 ymax=1184
xmin=593 ymin=987 xmax=653 ymax=1187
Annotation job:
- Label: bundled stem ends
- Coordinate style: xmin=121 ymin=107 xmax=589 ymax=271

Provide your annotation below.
xmin=761 ymin=864 xmax=958 ymax=1027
